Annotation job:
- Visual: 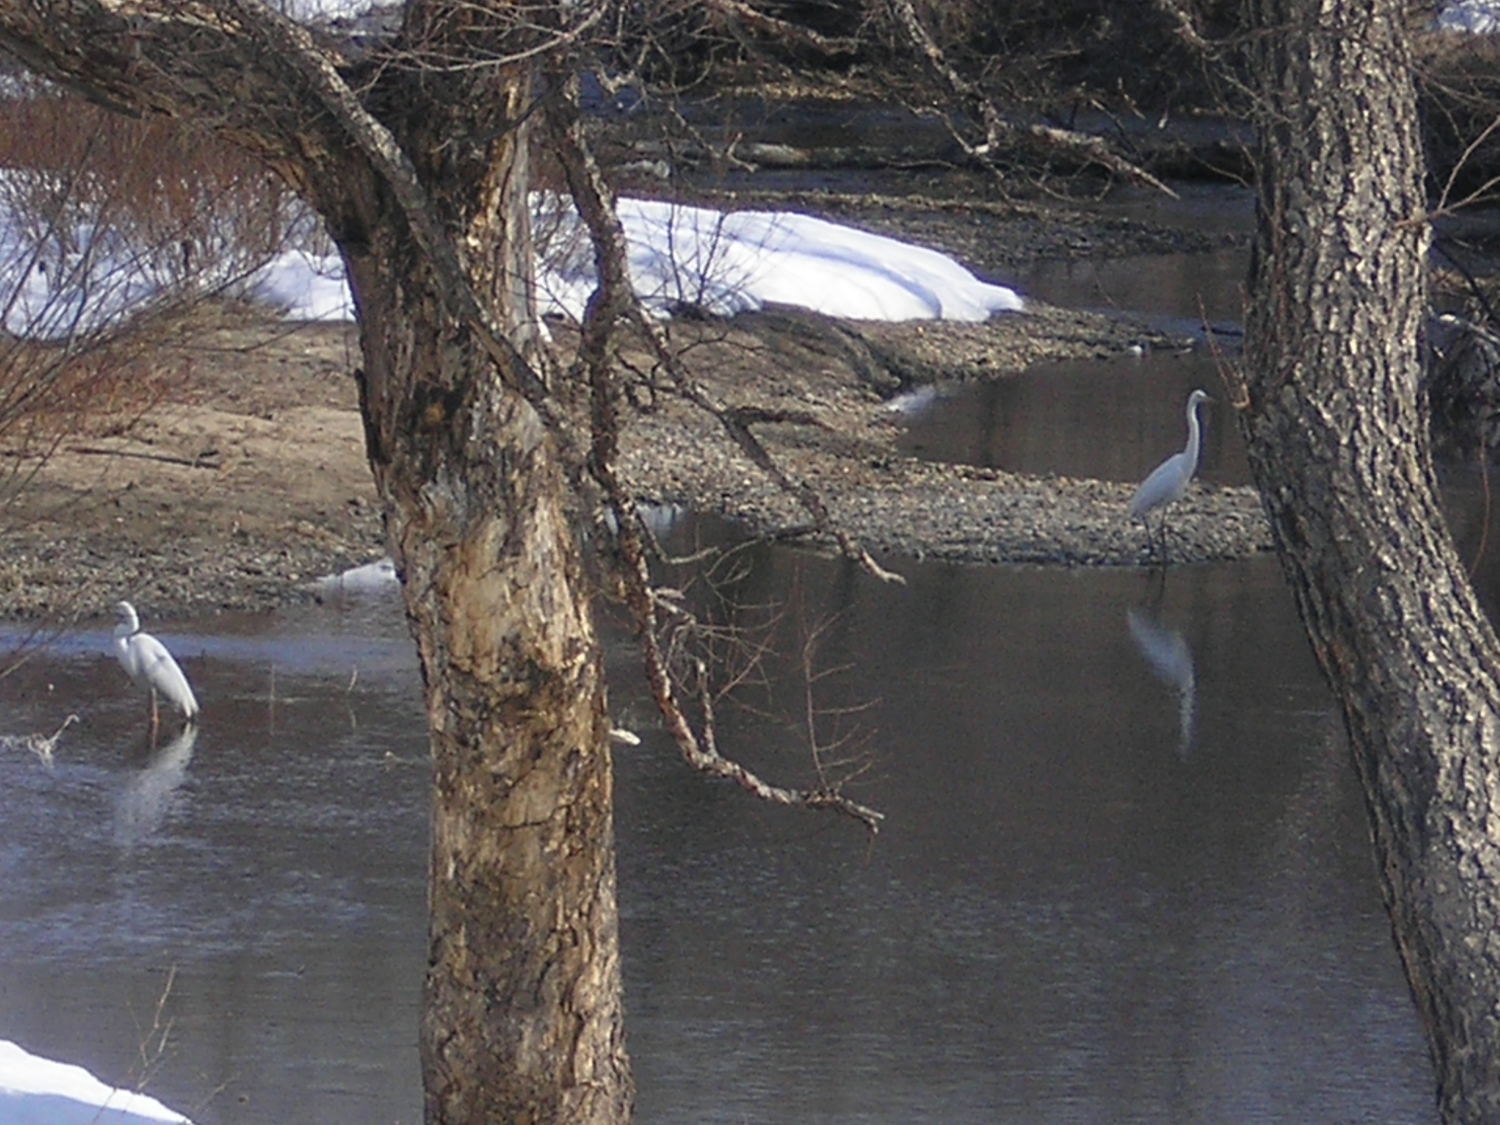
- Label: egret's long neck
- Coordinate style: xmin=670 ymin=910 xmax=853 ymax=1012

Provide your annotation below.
xmin=1183 ymin=399 xmax=1203 ymax=465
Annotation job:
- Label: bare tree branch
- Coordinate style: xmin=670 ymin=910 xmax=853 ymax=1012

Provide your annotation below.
xmin=1146 ymin=0 xmax=1217 ymax=54
xmin=701 ymin=0 xmax=861 ymax=58
xmin=217 ymin=0 xmax=579 ymax=449
xmin=545 ymin=66 xmax=884 ymax=834
xmin=882 ymin=0 xmax=1179 ymax=198
xmin=1428 ymin=111 xmax=1500 ymax=220
xmin=543 ymin=60 xmax=905 ymax=584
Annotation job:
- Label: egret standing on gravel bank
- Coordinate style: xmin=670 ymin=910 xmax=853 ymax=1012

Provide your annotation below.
xmin=113 ymin=601 xmax=199 ymax=728
xmin=1129 ymin=388 xmax=1211 ymax=562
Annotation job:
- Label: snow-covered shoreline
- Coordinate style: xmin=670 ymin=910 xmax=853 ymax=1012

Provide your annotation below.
xmin=0 ymin=1039 xmax=191 ymax=1124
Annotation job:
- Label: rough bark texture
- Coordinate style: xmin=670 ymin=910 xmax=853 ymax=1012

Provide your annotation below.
xmin=344 ymin=69 xmax=633 ymax=1125
xmin=1242 ymin=2 xmax=1500 ymax=1119
xmin=0 ymin=2 xmax=633 ymax=1122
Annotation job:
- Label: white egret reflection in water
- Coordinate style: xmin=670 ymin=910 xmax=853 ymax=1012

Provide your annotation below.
xmin=1127 ymin=604 xmax=1197 ymax=757
xmin=113 ymin=723 xmax=199 ymax=849
xmin=0 ymin=525 xmax=1437 ymax=1124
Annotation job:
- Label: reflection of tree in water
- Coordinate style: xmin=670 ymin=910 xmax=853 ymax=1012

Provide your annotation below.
xmin=1127 ymin=606 xmax=1196 ymax=758
xmin=114 ymin=724 xmax=198 ymax=848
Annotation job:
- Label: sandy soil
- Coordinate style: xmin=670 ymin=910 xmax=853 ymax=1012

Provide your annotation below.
xmin=0 ymin=312 xmax=384 ymax=622
xmin=0 ymin=207 xmax=1272 ymax=626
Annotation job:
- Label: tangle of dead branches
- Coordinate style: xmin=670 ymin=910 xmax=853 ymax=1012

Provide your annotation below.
xmin=544 ymin=64 xmax=885 ymax=833
xmin=881 ymin=0 xmax=1178 ymax=197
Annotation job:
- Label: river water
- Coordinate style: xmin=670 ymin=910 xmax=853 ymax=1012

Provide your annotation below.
xmin=0 ymin=541 xmax=1439 ymax=1124
xmin=0 ymin=185 xmax=1445 ymax=1123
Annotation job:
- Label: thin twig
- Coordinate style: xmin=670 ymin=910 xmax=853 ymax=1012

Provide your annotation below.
xmin=65 ymin=444 xmax=220 ymax=468
xmin=545 ymin=69 xmax=884 ymax=834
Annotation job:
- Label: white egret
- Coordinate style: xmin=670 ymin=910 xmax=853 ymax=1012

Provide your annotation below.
xmin=112 ymin=601 xmax=199 ymax=727
xmin=1128 ymin=388 xmax=1211 ymax=562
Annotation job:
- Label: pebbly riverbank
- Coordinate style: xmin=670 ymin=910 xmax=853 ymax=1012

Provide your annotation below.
xmin=0 ymin=199 xmax=1273 ymax=625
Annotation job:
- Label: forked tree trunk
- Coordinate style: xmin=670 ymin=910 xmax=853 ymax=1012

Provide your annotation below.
xmin=1242 ymin=1 xmax=1500 ymax=1119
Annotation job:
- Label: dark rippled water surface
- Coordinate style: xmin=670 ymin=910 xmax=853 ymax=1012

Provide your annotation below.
xmin=0 ymin=534 xmax=1437 ymax=1124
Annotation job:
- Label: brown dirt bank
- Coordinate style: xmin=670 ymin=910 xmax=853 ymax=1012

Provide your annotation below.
xmin=0 ymin=205 xmax=1272 ymax=626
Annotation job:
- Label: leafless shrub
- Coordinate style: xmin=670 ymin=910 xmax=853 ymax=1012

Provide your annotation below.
xmin=1418 ymin=29 xmax=1500 ymax=204
xmin=607 ymin=0 xmax=1226 ymax=117
xmin=0 ymin=82 xmax=299 ymax=493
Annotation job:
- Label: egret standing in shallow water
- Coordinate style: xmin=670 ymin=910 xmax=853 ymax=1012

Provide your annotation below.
xmin=113 ymin=601 xmax=199 ymax=729
xmin=1128 ymin=388 xmax=1211 ymax=563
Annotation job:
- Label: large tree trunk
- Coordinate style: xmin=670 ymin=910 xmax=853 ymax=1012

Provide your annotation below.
xmin=1242 ymin=2 xmax=1500 ymax=1119
xmin=325 ymin=47 xmax=633 ymax=1125
xmin=352 ymin=237 xmax=632 ymax=1125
